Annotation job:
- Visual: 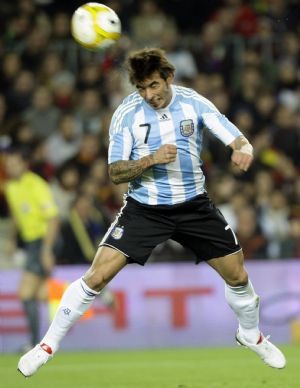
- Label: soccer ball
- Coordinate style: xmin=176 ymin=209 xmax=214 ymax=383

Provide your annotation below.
xmin=71 ymin=2 xmax=121 ymax=50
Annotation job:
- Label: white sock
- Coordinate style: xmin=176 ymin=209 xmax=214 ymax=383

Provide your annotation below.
xmin=225 ymin=280 xmax=260 ymax=344
xmin=41 ymin=278 xmax=99 ymax=352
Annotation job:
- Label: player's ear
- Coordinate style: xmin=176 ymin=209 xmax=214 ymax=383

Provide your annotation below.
xmin=166 ymin=73 xmax=174 ymax=85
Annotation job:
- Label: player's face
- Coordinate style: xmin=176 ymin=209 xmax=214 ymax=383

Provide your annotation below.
xmin=4 ymin=154 xmax=27 ymax=179
xmin=136 ymin=72 xmax=174 ymax=110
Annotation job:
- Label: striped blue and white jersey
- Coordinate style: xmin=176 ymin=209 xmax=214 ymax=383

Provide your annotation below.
xmin=108 ymin=85 xmax=242 ymax=205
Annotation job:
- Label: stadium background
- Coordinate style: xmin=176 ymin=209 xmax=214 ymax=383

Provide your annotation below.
xmin=0 ymin=0 xmax=300 ymax=353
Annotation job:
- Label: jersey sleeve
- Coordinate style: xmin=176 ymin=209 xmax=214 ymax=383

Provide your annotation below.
xmin=108 ymin=105 xmax=133 ymax=164
xmin=198 ymin=95 xmax=242 ymax=145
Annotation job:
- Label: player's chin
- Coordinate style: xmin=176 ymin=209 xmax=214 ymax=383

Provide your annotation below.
xmin=150 ymin=101 xmax=161 ymax=109
xmin=156 ymin=103 xmax=166 ymax=110
xmin=150 ymin=99 xmax=164 ymax=110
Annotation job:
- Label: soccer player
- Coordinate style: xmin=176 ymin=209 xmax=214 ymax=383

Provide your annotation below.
xmin=18 ymin=48 xmax=286 ymax=376
xmin=3 ymin=148 xmax=59 ymax=351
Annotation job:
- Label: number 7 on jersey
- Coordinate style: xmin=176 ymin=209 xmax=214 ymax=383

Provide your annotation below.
xmin=139 ymin=123 xmax=151 ymax=144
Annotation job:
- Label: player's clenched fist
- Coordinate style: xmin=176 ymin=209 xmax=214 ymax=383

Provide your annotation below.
xmin=153 ymin=144 xmax=177 ymax=164
xmin=231 ymin=150 xmax=253 ymax=172
xmin=231 ymin=142 xmax=253 ymax=172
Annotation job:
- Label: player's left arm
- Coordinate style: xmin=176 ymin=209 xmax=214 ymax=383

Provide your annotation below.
xmin=199 ymin=96 xmax=253 ymax=172
xmin=228 ymin=135 xmax=253 ymax=172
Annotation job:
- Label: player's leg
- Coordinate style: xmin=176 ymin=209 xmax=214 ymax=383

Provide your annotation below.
xmin=173 ymin=193 xmax=286 ymax=368
xmin=19 ymin=271 xmax=44 ymax=347
xmin=42 ymin=245 xmax=126 ymax=352
xmin=207 ymin=250 xmax=260 ymax=344
xmin=207 ymin=251 xmax=286 ymax=368
xmin=173 ymin=195 xmax=259 ymax=342
xmin=18 ymin=246 xmax=126 ymax=377
xmin=18 ymin=197 xmax=175 ymax=376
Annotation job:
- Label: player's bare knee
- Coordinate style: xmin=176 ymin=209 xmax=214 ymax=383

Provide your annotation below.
xmin=83 ymin=269 xmax=108 ymax=291
xmin=226 ymin=270 xmax=248 ymax=287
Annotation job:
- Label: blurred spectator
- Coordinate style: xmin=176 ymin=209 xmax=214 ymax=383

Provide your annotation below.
xmin=89 ymin=157 xmax=109 ymax=188
xmin=232 ymin=0 xmax=258 ymax=37
xmin=23 ymin=86 xmax=60 ymax=139
xmin=130 ymin=0 xmax=177 ymax=47
xmin=289 ymin=219 xmax=300 ymax=257
xmin=236 ymin=206 xmax=268 ymax=260
xmin=0 ymin=52 xmax=22 ymax=91
xmin=6 ymin=70 xmax=35 ymax=115
xmin=0 ymin=94 xmax=8 ymax=131
xmin=277 ymin=60 xmax=299 ymax=92
xmin=30 ymin=140 xmax=55 ymax=181
xmin=77 ymin=62 xmax=104 ymax=91
xmin=38 ymin=52 xmax=64 ymax=86
xmin=80 ymin=176 xmax=113 ymax=223
xmin=21 ymin=27 xmax=49 ymax=72
xmin=75 ymin=89 xmax=104 ymax=135
xmin=279 ymin=32 xmax=299 ymax=64
xmin=259 ymin=190 xmax=291 ymax=259
xmin=232 ymin=66 xmax=263 ymax=112
xmin=192 ymin=73 xmax=210 ymax=97
xmin=104 ymin=68 xmax=129 ymax=110
xmin=254 ymin=169 xmax=275 ymax=209
xmin=3 ymin=12 xmax=31 ymax=49
xmin=9 ymin=120 xmax=36 ymax=151
xmin=263 ymin=0 xmax=297 ymax=34
xmin=56 ymin=193 xmax=108 ymax=265
xmin=51 ymin=70 xmax=76 ymax=110
xmin=45 ymin=114 xmax=81 ymax=167
xmin=3 ymin=147 xmax=59 ymax=349
xmin=50 ymin=164 xmax=79 ymax=221
xmin=50 ymin=12 xmax=70 ymax=42
xmin=63 ymin=133 xmax=101 ymax=179
xmin=254 ymin=90 xmax=277 ymax=128
xmin=218 ymin=191 xmax=250 ymax=233
xmin=195 ymin=20 xmax=233 ymax=78
xmin=291 ymin=177 xmax=300 ymax=218
xmin=272 ymin=105 xmax=300 ymax=167
xmin=87 ymin=157 xmax=121 ymax=211
xmin=210 ymin=89 xmax=230 ymax=115
xmin=161 ymin=30 xmax=198 ymax=82
xmin=211 ymin=172 xmax=237 ymax=204
xmin=232 ymin=108 xmax=255 ymax=138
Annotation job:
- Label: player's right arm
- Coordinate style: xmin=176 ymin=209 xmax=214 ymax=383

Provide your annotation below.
xmin=108 ymin=99 xmax=177 ymax=184
xmin=109 ymin=144 xmax=177 ymax=184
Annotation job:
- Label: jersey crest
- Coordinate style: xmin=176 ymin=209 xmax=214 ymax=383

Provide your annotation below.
xmin=111 ymin=226 xmax=124 ymax=240
xmin=180 ymin=119 xmax=194 ymax=137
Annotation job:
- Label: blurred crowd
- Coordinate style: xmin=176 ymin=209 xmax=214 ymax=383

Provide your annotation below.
xmin=0 ymin=0 xmax=299 ymax=266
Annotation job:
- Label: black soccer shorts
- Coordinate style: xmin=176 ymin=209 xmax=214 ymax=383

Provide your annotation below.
xmin=24 ymin=239 xmax=48 ymax=277
xmin=100 ymin=192 xmax=241 ymax=265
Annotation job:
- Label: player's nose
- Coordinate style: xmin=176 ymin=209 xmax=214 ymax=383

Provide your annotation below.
xmin=145 ymin=88 xmax=154 ymax=101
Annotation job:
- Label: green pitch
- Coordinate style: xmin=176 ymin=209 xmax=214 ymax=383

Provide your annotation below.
xmin=1 ymin=345 xmax=298 ymax=388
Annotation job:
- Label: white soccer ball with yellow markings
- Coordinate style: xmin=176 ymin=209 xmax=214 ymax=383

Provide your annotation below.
xmin=71 ymin=2 xmax=121 ymax=50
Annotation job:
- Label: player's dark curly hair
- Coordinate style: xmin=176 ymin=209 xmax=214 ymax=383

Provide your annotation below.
xmin=126 ymin=48 xmax=175 ymax=85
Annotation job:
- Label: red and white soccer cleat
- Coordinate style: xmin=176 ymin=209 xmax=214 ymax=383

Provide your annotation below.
xmin=236 ymin=330 xmax=286 ymax=369
xmin=18 ymin=343 xmax=53 ymax=377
